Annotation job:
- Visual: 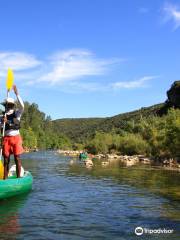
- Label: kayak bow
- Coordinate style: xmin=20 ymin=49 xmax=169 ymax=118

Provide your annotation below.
xmin=0 ymin=171 xmax=33 ymax=200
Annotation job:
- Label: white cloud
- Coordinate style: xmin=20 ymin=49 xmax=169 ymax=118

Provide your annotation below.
xmin=0 ymin=52 xmax=42 ymax=73
xmin=0 ymin=49 xmax=157 ymax=93
xmin=0 ymin=49 xmax=123 ymax=91
xmin=163 ymin=2 xmax=180 ymax=30
xmin=112 ymin=76 xmax=158 ymax=89
xmin=38 ymin=49 xmax=121 ymax=84
xmin=46 ymin=75 xmax=158 ymax=93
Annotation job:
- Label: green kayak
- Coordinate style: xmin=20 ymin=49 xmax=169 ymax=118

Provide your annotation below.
xmin=0 ymin=171 xmax=33 ymax=200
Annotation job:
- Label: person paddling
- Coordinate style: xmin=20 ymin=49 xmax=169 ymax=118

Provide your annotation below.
xmin=1 ymin=85 xmax=24 ymax=179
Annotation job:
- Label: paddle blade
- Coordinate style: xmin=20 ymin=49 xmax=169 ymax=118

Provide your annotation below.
xmin=0 ymin=161 xmax=3 ymax=179
xmin=6 ymin=69 xmax=14 ymax=91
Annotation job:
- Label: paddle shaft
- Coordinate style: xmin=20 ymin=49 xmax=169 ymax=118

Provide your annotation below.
xmin=0 ymin=90 xmax=10 ymax=161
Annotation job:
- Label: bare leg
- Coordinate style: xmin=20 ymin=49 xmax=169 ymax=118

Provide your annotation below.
xmin=14 ymin=155 xmax=21 ymax=178
xmin=3 ymin=156 xmax=10 ymax=180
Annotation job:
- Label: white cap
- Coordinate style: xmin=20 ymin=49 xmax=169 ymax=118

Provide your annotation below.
xmin=1 ymin=97 xmax=16 ymax=106
xmin=6 ymin=98 xmax=15 ymax=104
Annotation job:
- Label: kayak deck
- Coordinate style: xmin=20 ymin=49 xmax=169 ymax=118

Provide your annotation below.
xmin=0 ymin=171 xmax=33 ymax=200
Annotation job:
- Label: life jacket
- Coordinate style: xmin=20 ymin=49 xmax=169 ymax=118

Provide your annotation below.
xmin=5 ymin=111 xmax=20 ymax=131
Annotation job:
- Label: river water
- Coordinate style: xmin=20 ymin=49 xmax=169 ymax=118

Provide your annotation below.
xmin=0 ymin=151 xmax=179 ymax=240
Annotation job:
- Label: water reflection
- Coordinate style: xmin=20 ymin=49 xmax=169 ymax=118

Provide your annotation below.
xmin=1 ymin=152 xmax=179 ymax=240
xmin=0 ymin=194 xmax=29 ymax=240
xmin=67 ymin=158 xmax=180 ymax=221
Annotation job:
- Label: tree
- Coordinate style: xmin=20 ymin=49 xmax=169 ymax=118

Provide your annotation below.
xmin=164 ymin=109 xmax=180 ymax=158
xmin=117 ymin=133 xmax=149 ymax=156
xmin=20 ymin=128 xmax=37 ymax=149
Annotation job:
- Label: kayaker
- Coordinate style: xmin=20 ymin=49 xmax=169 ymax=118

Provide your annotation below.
xmin=79 ymin=151 xmax=88 ymax=161
xmin=0 ymin=85 xmax=24 ymax=179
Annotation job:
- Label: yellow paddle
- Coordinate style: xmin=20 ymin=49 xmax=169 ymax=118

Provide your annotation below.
xmin=0 ymin=69 xmax=14 ymax=179
xmin=0 ymin=158 xmax=3 ymax=180
xmin=6 ymin=69 xmax=14 ymax=92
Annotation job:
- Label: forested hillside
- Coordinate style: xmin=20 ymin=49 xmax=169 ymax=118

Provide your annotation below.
xmin=20 ymin=102 xmax=71 ymax=150
xmin=52 ymin=103 xmax=164 ymax=142
xmin=18 ymin=81 xmax=180 ymax=160
xmin=53 ymin=81 xmax=180 ymax=143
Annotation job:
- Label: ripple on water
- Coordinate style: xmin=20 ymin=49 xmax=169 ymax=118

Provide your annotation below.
xmin=0 ymin=151 xmax=179 ymax=240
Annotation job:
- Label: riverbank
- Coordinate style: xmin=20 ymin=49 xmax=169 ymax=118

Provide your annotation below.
xmin=23 ymin=147 xmax=39 ymax=153
xmin=57 ymin=150 xmax=180 ymax=170
xmin=57 ymin=149 xmax=80 ymax=156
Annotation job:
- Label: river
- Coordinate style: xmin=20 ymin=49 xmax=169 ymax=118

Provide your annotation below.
xmin=0 ymin=151 xmax=179 ymax=240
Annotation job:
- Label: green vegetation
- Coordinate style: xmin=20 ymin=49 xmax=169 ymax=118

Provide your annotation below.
xmin=52 ymin=103 xmax=164 ymax=142
xmin=85 ymin=109 xmax=180 ymax=160
xmin=19 ymin=81 xmax=180 ymax=161
xmin=53 ymin=117 xmax=103 ymax=143
xmin=20 ymin=102 xmax=71 ymax=150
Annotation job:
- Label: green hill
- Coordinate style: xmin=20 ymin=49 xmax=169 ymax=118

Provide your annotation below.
xmin=52 ymin=117 xmax=104 ymax=143
xmin=19 ymin=81 xmax=180 ymax=154
xmin=52 ymin=81 xmax=180 ymax=143
xmin=52 ymin=103 xmax=165 ymax=143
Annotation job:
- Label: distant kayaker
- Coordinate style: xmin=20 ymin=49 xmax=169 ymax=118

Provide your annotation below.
xmin=0 ymin=85 xmax=24 ymax=179
xmin=79 ymin=151 xmax=88 ymax=161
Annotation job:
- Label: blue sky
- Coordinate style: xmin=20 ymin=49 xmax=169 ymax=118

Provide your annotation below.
xmin=0 ymin=0 xmax=180 ymax=119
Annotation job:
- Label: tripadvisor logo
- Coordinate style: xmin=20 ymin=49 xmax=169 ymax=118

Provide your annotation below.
xmin=135 ymin=227 xmax=143 ymax=236
xmin=135 ymin=226 xmax=174 ymax=236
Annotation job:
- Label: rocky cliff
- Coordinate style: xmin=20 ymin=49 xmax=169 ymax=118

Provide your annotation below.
xmin=167 ymin=81 xmax=180 ymax=108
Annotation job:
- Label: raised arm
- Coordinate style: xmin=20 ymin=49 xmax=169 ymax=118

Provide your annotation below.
xmin=13 ymin=85 xmax=24 ymax=112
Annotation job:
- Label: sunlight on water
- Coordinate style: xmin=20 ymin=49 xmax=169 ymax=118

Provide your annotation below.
xmin=0 ymin=151 xmax=179 ymax=240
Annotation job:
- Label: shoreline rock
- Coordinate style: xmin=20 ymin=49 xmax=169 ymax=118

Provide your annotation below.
xmin=57 ymin=149 xmax=81 ymax=157
xmin=23 ymin=147 xmax=39 ymax=153
xmin=94 ymin=154 xmax=151 ymax=165
xmin=57 ymin=149 xmax=180 ymax=170
xmin=93 ymin=154 xmax=179 ymax=169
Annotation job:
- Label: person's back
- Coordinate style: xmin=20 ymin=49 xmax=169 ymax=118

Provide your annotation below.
xmin=4 ymin=97 xmax=24 ymax=137
xmin=0 ymin=85 xmax=24 ymax=179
